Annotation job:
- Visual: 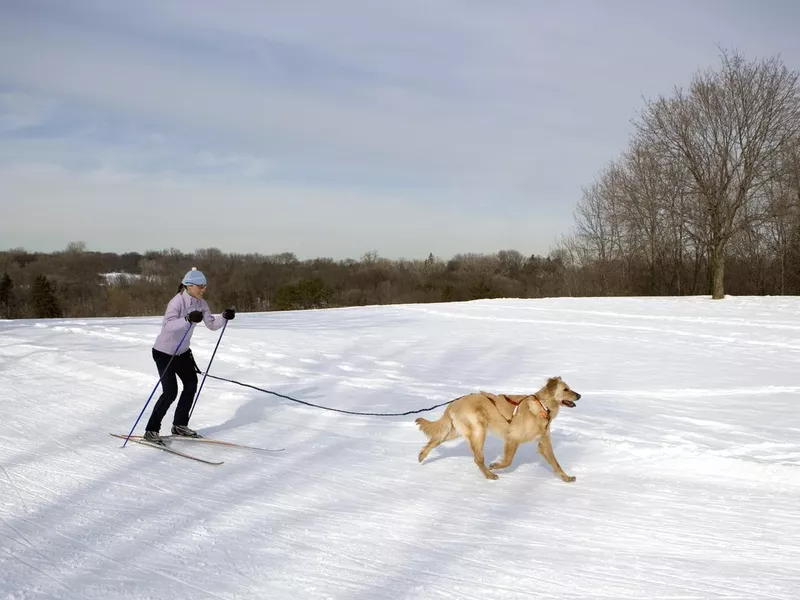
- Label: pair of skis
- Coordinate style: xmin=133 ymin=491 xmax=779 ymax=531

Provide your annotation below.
xmin=110 ymin=433 xmax=284 ymax=465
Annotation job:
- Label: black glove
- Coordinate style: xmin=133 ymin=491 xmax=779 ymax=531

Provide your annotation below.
xmin=186 ymin=310 xmax=203 ymax=323
xmin=222 ymin=308 xmax=235 ymax=320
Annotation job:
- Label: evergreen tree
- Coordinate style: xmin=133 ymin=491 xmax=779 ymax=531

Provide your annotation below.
xmin=31 ymin=274 xmax=62 ymax=318
xmin=0 ymin=272 xmax=13 ymax=318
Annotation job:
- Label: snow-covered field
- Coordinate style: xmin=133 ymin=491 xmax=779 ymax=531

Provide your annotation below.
xmin=1 ymin=296 xmax=799 ymax=599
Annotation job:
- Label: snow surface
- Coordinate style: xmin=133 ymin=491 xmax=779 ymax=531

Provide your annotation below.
xmin=1 ymin=296 xmax=799 ymax=599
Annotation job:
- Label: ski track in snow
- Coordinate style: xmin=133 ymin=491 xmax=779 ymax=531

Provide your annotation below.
xmin=1 ymin=296 xmax=799 ymax=599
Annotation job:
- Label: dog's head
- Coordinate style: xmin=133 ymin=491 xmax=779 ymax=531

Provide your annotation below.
xmin=546 ymin=376 xmax=581 ymax=408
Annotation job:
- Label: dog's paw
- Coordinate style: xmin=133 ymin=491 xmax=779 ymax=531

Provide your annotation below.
xmin=561 ymin=474 xmax=576 ymax=483
xmin=485 ymin=471 xmax=499 ymax=480
xmin=488 ymin=461 xmax=503 ymax=470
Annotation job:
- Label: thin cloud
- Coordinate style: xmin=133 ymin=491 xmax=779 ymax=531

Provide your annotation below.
xmin=1 ymin=0 xmax=798 ymax=258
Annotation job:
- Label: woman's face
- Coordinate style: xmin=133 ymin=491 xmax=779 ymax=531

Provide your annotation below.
xmin=186 ymin=283 xmax=207 ymax=300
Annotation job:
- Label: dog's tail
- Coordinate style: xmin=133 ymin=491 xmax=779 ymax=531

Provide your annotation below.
xmin=415 ymin=415 xmax=453 ymax=442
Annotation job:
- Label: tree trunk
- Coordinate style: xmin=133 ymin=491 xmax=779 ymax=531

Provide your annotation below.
xmin=710 ymin=241 xmax=726 ymax=299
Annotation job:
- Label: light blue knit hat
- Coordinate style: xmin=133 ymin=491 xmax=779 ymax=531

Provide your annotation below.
xmin=182 ymin=267 xmax=207 ymax=286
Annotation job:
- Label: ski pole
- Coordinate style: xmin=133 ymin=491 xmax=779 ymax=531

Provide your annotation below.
xmin=121 ymin=321 xmax=194 ymax=448
xmin=188 ymin=306 xmax=233 ymax=420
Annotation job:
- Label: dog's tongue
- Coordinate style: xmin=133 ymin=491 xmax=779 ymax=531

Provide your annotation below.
xmin=562 ymin=400 xmax=576 ymax=408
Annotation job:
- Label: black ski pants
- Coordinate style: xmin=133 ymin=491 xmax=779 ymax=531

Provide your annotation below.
xmin=145 ymin=348 xmax=199 ymax=432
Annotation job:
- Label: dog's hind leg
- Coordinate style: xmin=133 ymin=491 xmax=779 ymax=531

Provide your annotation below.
xmin=464 ymin=424 xmax=498 ymax=480
xmin=416 ymin=416 xmax=458 ymax=463
xmin=538 ymin=432 xmax=575 ymax=483
xmin=489 ymin=439 xmax=520 ymax=471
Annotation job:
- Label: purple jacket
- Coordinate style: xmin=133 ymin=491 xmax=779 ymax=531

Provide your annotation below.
xmin=152 ymin=290 xmax=226 ymax=355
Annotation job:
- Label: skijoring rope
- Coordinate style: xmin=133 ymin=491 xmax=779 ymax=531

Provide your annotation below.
xmin=176 ymin=316 xmax=453 ymax=419
xmin=200 ymin=372 xmax=457 ymax=417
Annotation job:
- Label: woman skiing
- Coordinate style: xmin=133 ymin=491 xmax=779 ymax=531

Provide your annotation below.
xmin=144 ymin=267 xmax=235 ymax=443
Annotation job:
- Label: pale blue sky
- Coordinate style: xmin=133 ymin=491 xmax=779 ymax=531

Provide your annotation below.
xmin=1 ymin=0 xmax=799 ymax=259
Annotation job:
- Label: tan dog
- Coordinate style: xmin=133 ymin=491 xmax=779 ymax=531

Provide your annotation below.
xmin=415 ymin=376 xmax=581 ymax=481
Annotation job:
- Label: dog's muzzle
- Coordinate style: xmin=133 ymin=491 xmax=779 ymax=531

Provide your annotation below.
xmin=561 ymin=392 xmax=581 ymax=408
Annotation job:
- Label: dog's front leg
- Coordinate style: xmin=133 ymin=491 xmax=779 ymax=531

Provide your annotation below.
xmin=489 ymin=440 xmax=519 ymax=470
xmin=465 ymin=426 xmax=498 ymax=480
xmin=538 ymin=432 xmax=575 ymax=483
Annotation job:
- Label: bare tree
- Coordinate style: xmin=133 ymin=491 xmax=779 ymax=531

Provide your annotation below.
xmin=761 ymin=144 xmax=800 ymax=293
xmin=635 ymin=49 xmax=800 ymax=298
xmin=573 ymin=161 xmax=627 ymax=293
xmin=65 ymin=240 xmax=87 ymax=254
xmin=618 ymin=140 xmax=675 ymax=293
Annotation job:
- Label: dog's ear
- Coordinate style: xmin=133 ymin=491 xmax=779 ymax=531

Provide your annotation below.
xmin=546 ymin=377 xmax=559 ymax=392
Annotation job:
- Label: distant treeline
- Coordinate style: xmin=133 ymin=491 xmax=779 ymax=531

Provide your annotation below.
xmin=0 ymin=242 xmax=573 ymax=318
xmin=1 ymin=233 xmax=799 ymax=320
